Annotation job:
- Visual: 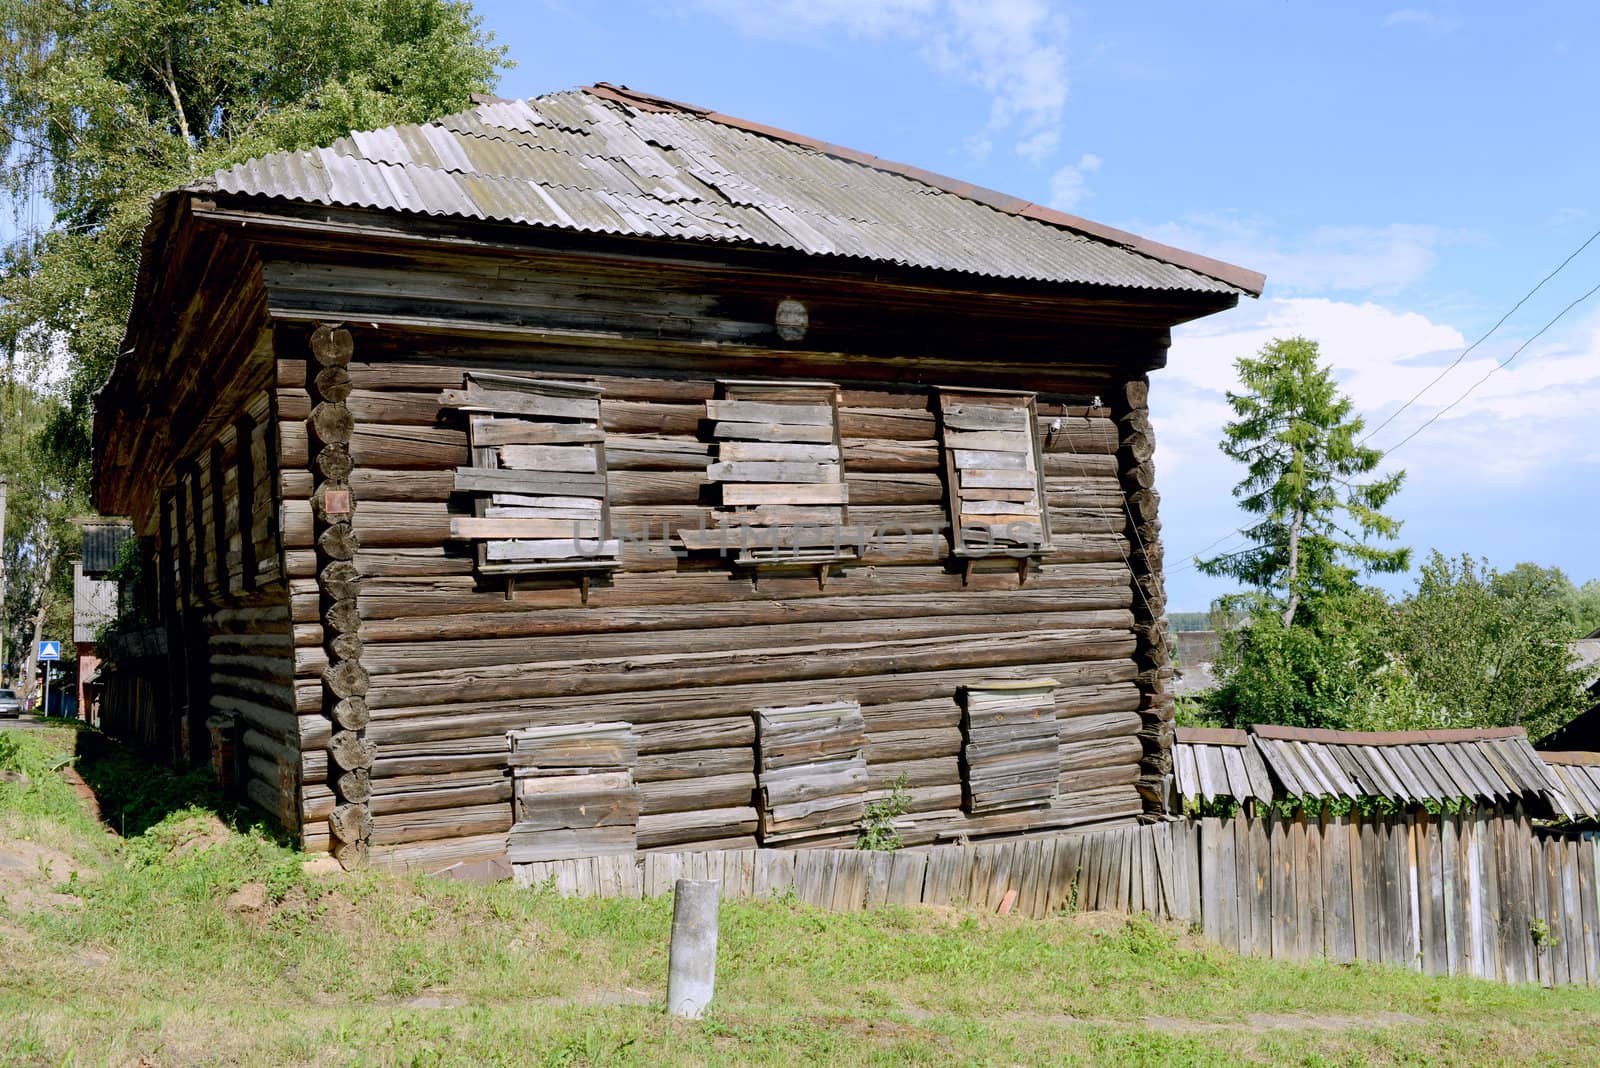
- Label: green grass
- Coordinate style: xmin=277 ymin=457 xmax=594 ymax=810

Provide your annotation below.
xmin=4 ymin=726 xmax=1600 ymax=1066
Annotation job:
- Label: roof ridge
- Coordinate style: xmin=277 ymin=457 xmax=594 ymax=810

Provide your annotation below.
xmin=583 ymin=82 xmax=1265 ymax=296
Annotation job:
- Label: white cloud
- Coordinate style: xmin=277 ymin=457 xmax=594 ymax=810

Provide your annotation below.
xmin=1158 ymin=296 xmax=1600 ymax=490
xmin=1154 ymin=297 xmax=1600 ymax=604
xmin=1383 ymin=8 xmax=1461 ymax=33
xmin=696 ymin=0 xmax=1069 ymax=161
xmin=1140 ymin=214 xmax=1445 ymax=295
xmin=1048 ymin=152 xmax=1101 ymax=210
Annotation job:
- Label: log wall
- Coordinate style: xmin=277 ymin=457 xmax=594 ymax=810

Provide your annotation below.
xmin=135 ymin=378 xmax=301 ymax=820
xmin=272 ymin=295 xmax=1169 ymax=869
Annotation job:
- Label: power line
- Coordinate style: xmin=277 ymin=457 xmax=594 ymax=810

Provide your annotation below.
xmin=1360 ymin=224 xmax=1600 ymax=444
xmin=1378 ymin=276 xmax=1600 ymax=456
xmin=1164 ymin=230 xmax=1600 ymax=578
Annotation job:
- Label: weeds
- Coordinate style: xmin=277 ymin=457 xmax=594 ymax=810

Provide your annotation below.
xmin=856 ymin=773 xmax=911 ymax=852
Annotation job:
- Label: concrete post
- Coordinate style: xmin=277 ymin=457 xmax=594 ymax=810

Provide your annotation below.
xmin=665 ymin=878 xmax=719 ymax=1019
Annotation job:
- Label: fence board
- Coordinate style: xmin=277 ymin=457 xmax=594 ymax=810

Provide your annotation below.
xmin=1325 ymin=809 xmax=1354 ymax=963
xmin=1199 ymin=819 xmax=1222 ymax=944
xmin=1561 ymin=837 xmax=1582 ymax=985
xmin=1270 ymin=815 xmax=1292 ymax=959
xmin=1405 ymin=814 xmax=1422 ymax=971
xmin=1417 ymin=812 xmax=1441 ymax=975
xmin=1292 ymin=813 xmax=1311 ymax=960
xmin=1543 ymin=837 xmax=1565 ymax=986
xmin=1216 ymin=818 xmax=1239 ymax=952
xmin=1305 ymin=811 xmax=1325 ymax=960
xmin=1440 ymin=814 xmax=1461 ymax=976
xmin=1580 ymin=836 xmax=1598 ymax=985
xmin=1140 ymin=830 xmax=1160 ymax=919
xmin=504 ymin=808 xmax=1600 ymax=990
xmin=1050 ymin=834 xmax=1081 ymax=914
xmin=1381 ymin=817 xmax=1408 ymax=967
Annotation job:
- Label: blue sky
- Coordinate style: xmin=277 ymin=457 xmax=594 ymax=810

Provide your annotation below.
xmin=478 ymin=1 xmax=1600 ymax=609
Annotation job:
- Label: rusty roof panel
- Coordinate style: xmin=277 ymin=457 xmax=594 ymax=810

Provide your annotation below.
xmin=193 ymin=87 xmax=1258 ymax=294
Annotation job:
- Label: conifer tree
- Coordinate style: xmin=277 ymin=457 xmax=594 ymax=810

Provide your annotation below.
xmin=1198 ymin=336 xmax=1408 ymax=624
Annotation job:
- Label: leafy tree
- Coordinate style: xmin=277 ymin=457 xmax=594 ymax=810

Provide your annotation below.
xmin=0 ymin=0 xmax=510 ymax=484
xmin=1197 ymin=337 xmax=1408 ymax=625
xmin=1569 ymin=578 xmax=1600 ymax=637
xmin=1202 ymin=588 xmax=1413 ymax=731
xmin=1 ymin=378 xmax=86 ymax=701
xmin=1206 ymin=553 xmax=1593 ymax=735
xmin=1498 ymin=562 xmax=1600 ymax=639
xmin=1384 ymin=552 xmax=1589 ymax=741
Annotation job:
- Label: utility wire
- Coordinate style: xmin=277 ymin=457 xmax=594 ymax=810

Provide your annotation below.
xmin=1169 ymin=277 xmax=1600 ymax=577
xmin=1166 ymin=229 xmax=1600 ymax=577
xmin=1360 ymin=224 xmax=1600 ymax=443
xmin=1378 ymin=276 xmax=1600 ymax=455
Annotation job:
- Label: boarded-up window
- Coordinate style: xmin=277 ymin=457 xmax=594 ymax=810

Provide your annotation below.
xmin=960 ymin=680 xmax=1060 ymax=813
xmin=937 ymin=390 xmax=1052 ymax=558
xmin=686 ymin=380 xmax=866 ymax=566
xmin=441 ymin=373 xmax=621 ymax=575
xmin=754 ymin=700 xmax=868 ymax=843
xmin=507 ymin=723 xmax=640 ymax=862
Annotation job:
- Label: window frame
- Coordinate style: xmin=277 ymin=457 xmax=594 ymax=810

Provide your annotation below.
xmin=935 ymin=387 xmax=1054 ymax=560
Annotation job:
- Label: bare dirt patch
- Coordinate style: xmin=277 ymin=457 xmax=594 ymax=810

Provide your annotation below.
xmin=224 ymin=881 xmax=269 ymax=917
xmin=0 ymin=838 xmax=89 ymax=916
xmin=164 ymin=813 xmax=233 ymax=856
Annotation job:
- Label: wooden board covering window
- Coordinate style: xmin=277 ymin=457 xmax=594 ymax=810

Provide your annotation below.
xmin=441 ymin=373 xmax=621 ymax=575
xmin=506 ymin=722 xmax=640 ymax=862
xmin=693 ymin=380 xmax=867 ymax=565
xmin=960 ymin=680 xmax=1060 ymax=813
xmin=936 ymin=389 xmax=1052 ymax=557
xmin=754 ymin=700 xmax=868 ymax=842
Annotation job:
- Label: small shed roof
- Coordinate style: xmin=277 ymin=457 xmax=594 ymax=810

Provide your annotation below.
xmin=195 ymin=84 xmax=1262 ymax=296
xmin=1173 ymin=724 xmax=1568 ymax=812
xmin=1249 ymin=725 xmax=1564 ymax=809
xmin=1539 ymin=751 xmax=1600 ymax=822
xmin=1172 ymin=727 xmax=1273 ymax=805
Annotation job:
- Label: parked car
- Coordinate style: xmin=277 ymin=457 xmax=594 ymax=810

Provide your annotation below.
xmin=0 ymin=688 xmax=21 ymax=717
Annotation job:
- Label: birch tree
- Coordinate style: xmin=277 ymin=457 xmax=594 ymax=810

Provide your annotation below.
xmin=0 ymin=0 xmax=509 ymax=486
xmin=0 ymin=379 xmax=82 ymax=703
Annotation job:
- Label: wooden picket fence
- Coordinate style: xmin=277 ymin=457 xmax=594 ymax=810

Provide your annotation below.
xmin=512 ymin=819 xmax=1196 ymax=921
xmin=511 ymin=807 xmax=1600 ymax=987
xmin=1184 ymin=807 xmax=1600 ymax=986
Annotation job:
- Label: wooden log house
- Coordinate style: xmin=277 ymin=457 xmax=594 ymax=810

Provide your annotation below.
xmin=92 ymin=84 xmax=1263 ymax=871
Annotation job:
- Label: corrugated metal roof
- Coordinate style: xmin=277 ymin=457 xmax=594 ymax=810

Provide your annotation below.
xmin=195 ymin=87 xmax=1254 ymax=295
xmin=1173 ymin=724 xmax=1570 ymax=813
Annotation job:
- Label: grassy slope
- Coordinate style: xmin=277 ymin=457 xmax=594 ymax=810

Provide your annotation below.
xmin=3 ymin=726 xmax=1600 ymax=1067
